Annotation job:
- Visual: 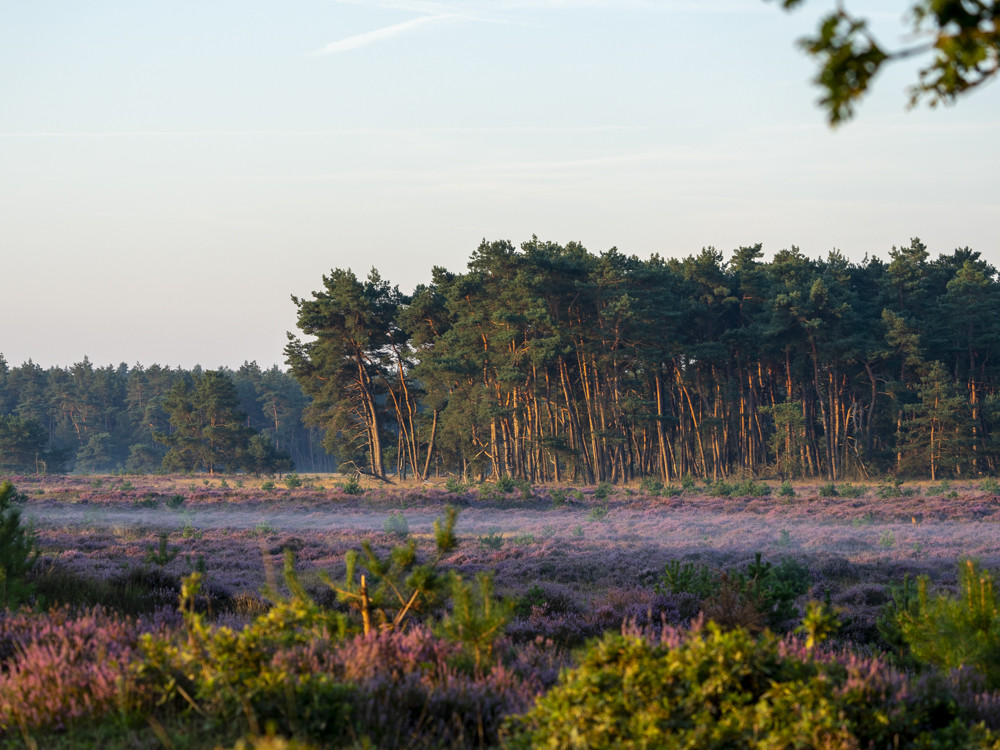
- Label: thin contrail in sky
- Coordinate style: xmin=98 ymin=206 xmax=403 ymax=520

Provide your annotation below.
xmin=310 ymin=13 xmax=456 ymax=55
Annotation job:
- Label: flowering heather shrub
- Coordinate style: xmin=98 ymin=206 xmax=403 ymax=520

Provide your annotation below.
xmin=506 ymin=588 xmax=695 ymax=647
xmin=331 ymin=626 xmax=538 ymax=748
xmin=30 ymin=560 xmax=181 ymax=616
xmin=506 ymin=622 xmax=999 ymax=749
xmin=0 ymin=607 xmax=141 ymax=732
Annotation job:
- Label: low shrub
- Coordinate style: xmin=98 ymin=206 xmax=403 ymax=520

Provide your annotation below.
xmin=982 ymin=477 xmax=1000 ymax=494
xmin=894 ymin=559 xmax=1000 ymax=689
xmin=708 ymin=480 xmax=734 ymax=498
xmin=479 ymin=530 xmax=505 ymax=550
xmin=145 ymin=532 xmax=179 ymax=567
xmin=654 ymin=560 xmax=718 ymax=599
xmin=30 ymin=564 xmax=180 ymax=616
xmin=382 ymin=511 xmax=409 ymax=539
xmin=338 ymin=476 xmax=364 ymax=495
xmin=877 ymin=478 xmax=904 ymax=499
xmin=733 ymin=478 xmax=770 ymax=497
xmin=655 ymin=553 xmax=811 ymax=632
xmin=506 ymin=623 xmax=992 ymax=749
xmin=586 ymin=502 xmax=609 ymax=522
xmin=0 ymin=607 xmax=141 ymax=733
xmin=0 ymin=481 xmax=38 ymax=608
xmin=444 ymin=476 xmax=467 ymax=494
xmin=638 ymin=476 xmax=663 ymax=495
xmin=838 ymin=482 xmax=867 ymax=498
xmin=513 ymin=478 xmax=533 ymax=499
xmin=495 ymin=475 xmax=517 ymax=493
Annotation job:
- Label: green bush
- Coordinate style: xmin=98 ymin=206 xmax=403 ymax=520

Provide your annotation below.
xmin=818 ymin=482 xmax=838 ymax=497
xmin=0 ymin=481 xmax=38 ymax=607
xmin=895 ymin=559 xmax=1000 ymax=689
xmin=701 ymin=554 xmax=812 ymax=632
xmin=655 ymin=553 xmax=811 ymax=631
xmin=639 ymin=476 xmax=663 ymax=495
xmin=512 ymin=477 xmax=533 ymax=499
xmin=877 ymin=478 xmax=903 ymax=499
xmin=778 ymin=480 xmax=795 ymax=498
xmin=145 ymin=532 xmax=179 ymax=567
xmin=586 ymin=502 xmax=609 ymax=522
xmin=654 ymin=560 xmax=718 ymax=599
xmin=708 ymin=480 xmax=734 ymax=497
xmin=437 ymin=572 xmax=513 ymax=671
xmin=382 ymin=511 xmax=409 ymax=539
xmin=876 ymin=573 xmax=920 ymax=663
xmin=283 ymin=473 xmax=303 ymax=489
xmin=135 ymin=573 xmax=354 ymax=739
xmin=338 ymin=476 xmax=363 ymax=495
xmin=506 ymin=624 xmax=987 ymax=749
xmin=877 ymin=528 xmax=896 ymax=549
xmin=594 ymin=482 xmax=612 ymax=500
xmin=838 ymin=482 xmax=866 ymax=498
xmin=734 ymin=478 xmax=770 ymax=497
xmin=444 ymin=476 xmax=467 ymax=494
xmin=495 ymin=475 xmax=516 ymax=493
xmin=479 ymin=531 xmax=504 ymax=550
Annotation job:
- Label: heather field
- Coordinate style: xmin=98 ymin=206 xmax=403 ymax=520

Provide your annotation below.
xmin=5 ymin=473 xmax=1000 ymax=748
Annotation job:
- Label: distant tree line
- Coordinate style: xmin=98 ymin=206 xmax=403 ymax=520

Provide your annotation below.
xmin=287 ymin=237 xmax=1000 ymax=483
xmin=0 ymin=359 xmax=335 ymax=475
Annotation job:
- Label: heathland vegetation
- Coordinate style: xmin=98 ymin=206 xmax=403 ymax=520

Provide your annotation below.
xmin=3 ymin=474 xmax=1000 ymax=747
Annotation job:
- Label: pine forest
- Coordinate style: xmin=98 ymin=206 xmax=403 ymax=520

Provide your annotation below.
xmin=4 ymin=237 xmax=1000 ymax=482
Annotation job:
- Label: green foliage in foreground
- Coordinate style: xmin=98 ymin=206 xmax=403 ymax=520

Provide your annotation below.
xmin=895 ymin=559 xmax=1000 ymax=689
xmin=774 ymin=0 xmax=1000 ymax=125
xmin=0 ymin=481 xmax=38 ymax=607
xmin=130 ymin=507 xmax=512 ymax=746
xmin=506 ymin=624 xmax=995 ymax=749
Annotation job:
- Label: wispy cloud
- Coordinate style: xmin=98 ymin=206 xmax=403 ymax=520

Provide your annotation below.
xmin=310 ymin=13 xmax=457 ymax=55
xmin=312 ymin=0 xmax=752 ymax=56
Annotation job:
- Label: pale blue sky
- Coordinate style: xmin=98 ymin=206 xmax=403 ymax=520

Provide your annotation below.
xmin=2 ymin=1 xmax=998 ymax=369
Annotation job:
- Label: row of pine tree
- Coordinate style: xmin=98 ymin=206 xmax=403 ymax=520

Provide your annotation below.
xmin=287 ymin=237 xmax=1000 ymax=483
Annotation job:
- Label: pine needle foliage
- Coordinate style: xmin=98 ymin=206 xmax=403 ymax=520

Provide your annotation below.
xmin=0 ymin=481 xmax=38 ymax=607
